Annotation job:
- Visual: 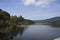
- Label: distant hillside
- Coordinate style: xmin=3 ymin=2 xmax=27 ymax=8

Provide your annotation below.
xmin=35 ymin=17 xmax=60 ymax=25
xmin=44 ymin=17 xmax=60 ymax=21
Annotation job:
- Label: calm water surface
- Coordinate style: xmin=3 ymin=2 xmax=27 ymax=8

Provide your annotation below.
xmin=11 ymin=25 xmax=60 ymax=40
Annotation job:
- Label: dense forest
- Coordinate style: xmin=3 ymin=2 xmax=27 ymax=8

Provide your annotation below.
xmin=0 ymin=9 xmax=34 ymax=33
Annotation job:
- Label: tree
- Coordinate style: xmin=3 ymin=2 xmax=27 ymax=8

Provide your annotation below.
xmin=0 ymin=9 xmax=10 ymax=21
xmin=0 ymin=9 xmax=10 ymax=28
xmin=17 ymin=16 xmax=24 ymax=23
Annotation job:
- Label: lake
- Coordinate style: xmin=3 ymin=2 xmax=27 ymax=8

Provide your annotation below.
xmin=9 ymin=25 xmax=60 ymax=40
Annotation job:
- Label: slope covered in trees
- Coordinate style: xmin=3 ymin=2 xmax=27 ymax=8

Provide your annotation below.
xmin=35 ymin=17 xmax=60 ymax=26
xmin=0 ymin=9 xmax=34 ymax=33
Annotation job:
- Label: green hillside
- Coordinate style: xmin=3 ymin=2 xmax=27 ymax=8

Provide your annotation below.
xmin=35 ymin=17 xmax=60 ymax=26
xmin=0 ymin=9 xmax=34 ymax=33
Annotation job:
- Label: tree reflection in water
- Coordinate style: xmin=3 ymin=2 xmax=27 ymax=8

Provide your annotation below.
xmin=0 ymin=27 xmax=25 ymax=40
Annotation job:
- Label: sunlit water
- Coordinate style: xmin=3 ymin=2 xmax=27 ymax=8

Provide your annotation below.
xmin=11 ymin=25 xmax=60 ymax=40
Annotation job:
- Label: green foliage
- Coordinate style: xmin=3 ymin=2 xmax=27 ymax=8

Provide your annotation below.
xmin=51 ymin=21 xmax=60 ymax=26
xmin=17 ymin=16 xmax=24 ymax=23
xmin=0 ymin=9 xmax=34 ymax=30
xmin=0 ymin=9 xmax=10 ymax=21
xmin=0 ymin=9 xmax=10 ymax=29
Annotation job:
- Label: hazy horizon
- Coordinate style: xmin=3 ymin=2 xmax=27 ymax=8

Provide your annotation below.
xmin=0 ymin=0 xmax=60 ymax=20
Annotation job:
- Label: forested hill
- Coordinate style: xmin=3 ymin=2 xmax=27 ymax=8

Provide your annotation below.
xmin=0 ymin=9 xmax=34 ymax=32
xmin=34 ymin=17 xmax=60 ymax=26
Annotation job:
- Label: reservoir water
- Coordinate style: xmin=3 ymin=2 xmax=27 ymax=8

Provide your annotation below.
xmin=10 ymin=25 xmax=60 ymax=40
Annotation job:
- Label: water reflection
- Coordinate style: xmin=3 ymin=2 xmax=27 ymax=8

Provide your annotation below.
xmin=0 ymin=27 xmax=26 ymax=40
xmin=50 ymin=25 xmax=60 ymax=28
xmin=0 ymin=25 xmax=60 ymax=40
xmin=0 ymin=33 xmax=9 ymax=40
xmin=20 ymin=25 xmax=60 ymax=40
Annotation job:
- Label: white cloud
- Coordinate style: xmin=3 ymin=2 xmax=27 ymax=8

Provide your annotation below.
xmin=22 ymin=0 xmax=56 ymax=7
xmin=22 ymin=0 xmax=35 ymax=5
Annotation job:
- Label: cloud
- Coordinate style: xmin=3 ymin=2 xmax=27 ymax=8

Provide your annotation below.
xmin=22 ymin=0 xmax=56 ymax=7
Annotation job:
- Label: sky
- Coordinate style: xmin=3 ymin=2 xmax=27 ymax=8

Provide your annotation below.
xmin=0 ymin=0 xmax=60 ymax=20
